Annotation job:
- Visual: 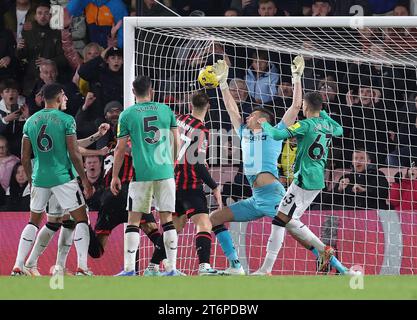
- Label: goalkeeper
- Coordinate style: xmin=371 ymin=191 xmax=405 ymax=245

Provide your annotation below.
xmin=210 ymin=57 xmax=350 ymax=275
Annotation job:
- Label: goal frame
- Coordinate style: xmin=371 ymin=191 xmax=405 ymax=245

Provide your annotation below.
xmin=123 ymin=16 xmax=417 ymax=107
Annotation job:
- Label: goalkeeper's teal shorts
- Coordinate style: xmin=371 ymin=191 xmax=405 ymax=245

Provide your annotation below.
xmin=229 ymin=181 xmax=285 ymax=222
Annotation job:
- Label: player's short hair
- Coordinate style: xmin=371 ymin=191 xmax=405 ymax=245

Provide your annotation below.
xmin=133 ymin=75 xmax=152 ymax=97
xmin=304 ymin=92 xmax=323 ymax=112
xmin=41 ymin=83 xmax=64 ymax=102
xmin=191 ymin=91 xmax=210 ymax=110
xmin=253 ymin=107 xmax=275 ymax=125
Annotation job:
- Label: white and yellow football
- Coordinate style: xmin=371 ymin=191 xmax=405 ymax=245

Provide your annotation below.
xmin=197 ymin=65 xmax=219 ymax=89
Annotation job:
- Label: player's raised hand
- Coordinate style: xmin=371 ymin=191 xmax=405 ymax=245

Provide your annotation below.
xmin=291 ymin=55 xmax=305 ymax=82
xmin=98 ymin=123 xmax=110 ymax=136
xmin=213 ymin=187 xmax=223 ymax=210
xmin=82 ymin=179 xmax=95 ymax=199
xmin=110 ymin=176 xmax=121 ymax=196
xmin=213 ymin=59 xmax=229 ymax=90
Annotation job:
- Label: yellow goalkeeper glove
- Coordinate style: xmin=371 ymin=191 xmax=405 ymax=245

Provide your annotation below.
xmin=213 ymin=59 xmax=229 ymax=90
xmin=291 ymin=55 xmax=305 ymax=84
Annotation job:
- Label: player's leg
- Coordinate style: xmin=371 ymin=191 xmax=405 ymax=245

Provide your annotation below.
xmin=115 ymin=181 xmax=149 ymax=276
xmin=154 ymin=178 xmax=179 ymax=276
xmin=12 ymin=187 xmax=51 ymax=275
xmin=210 ymin=198 xmax=259 ymax=275
xmin=25 ymin=213 xmax=63 ymax=276
xmin=191 ymin=213 xmax=218 ymax=275
xmin=52 ymin=179 xmax=91 ymax=275
xmin=286 ymin=219 xmax=349 ymax=274
xmin=186 ymin=189 xmax=218 ymax=275
xmin=56 ymin=215 xmax=75 ymax=274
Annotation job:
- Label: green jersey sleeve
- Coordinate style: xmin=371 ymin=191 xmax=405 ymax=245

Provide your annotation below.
xmin=117 ymin=111 xmax=129 ymax=138
xmin=65 ymin=117 xmax=77 ymax=135
xmin=261 ymin=121 xmax=306 ymax=140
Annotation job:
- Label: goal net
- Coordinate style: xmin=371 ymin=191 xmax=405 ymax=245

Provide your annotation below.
xmin=125 ymin=17 xmax=417 ymax=275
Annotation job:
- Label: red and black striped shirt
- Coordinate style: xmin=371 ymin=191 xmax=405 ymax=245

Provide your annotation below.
xmin=103 ymin=152 xmax=135 ymax=188
xmin=175 ymin=114 xmax=217 ymax=191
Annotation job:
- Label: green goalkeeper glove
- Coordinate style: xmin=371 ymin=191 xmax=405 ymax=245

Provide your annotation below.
xmin=291 ymin=55 xmax=305 ymax=84
xmin=213 ymin=59 xmax=229 ymax=90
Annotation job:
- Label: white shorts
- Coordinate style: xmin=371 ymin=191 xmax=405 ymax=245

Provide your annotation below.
xmin=31 ymin=179 xmax=85 ymax=215
xmin=278 ymin=182 xmax=320 ymax=220
xmin=127 ymin=178 xmax=175 ymax=213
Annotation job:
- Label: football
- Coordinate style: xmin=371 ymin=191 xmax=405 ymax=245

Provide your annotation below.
xmin=197 ymin=65 xmax=219 ymax=89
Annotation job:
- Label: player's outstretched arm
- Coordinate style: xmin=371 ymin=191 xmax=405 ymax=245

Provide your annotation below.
xmin=258 ymin=118 xmax=292 ymax=141
xmin=282 ymin=55 xmax=304 ymax=127
xmin=77 ymin=123 xmax=110 ymax=148
xmin=21 ymin=136 xmax=33 ymax=186
xmin=213 ymin=60 xmax=242 ymax=133
xmin=320 ymin=110 xmax=343 ymax=137
xmin=110 ymin=137 xmax=127 ymax=196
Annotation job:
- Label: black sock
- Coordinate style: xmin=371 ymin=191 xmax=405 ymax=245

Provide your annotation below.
xmin=196 ymin=232 xmax=212 ymax=265
xmin=150 ymin=234 xmax=167 ymax=265
xmin=146 ymin=229 xmax=161 ymax=246
xmin=88 ymin=224 xmax=104 ymax=258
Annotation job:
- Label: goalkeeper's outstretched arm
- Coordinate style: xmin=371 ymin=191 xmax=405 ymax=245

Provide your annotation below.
xmin=213 ymin=60 xmax=242 ymax=133
xmin=282 ymin=55 xmax=304 ymax=127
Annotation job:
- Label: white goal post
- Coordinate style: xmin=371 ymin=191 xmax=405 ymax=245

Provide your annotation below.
xmin=123 ymin=16 xmax=417 ymax=275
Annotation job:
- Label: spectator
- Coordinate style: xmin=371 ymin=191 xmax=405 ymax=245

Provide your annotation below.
xmin=335 ymin=149 xmax=389 ymax=210
xmin=0 ymin=79 xmax=29 ymax=156
xmin=3 ymin=0 xmax=36 ymax=39
xmin=387 ymin=94 xmax=417 ymax=167
xmin=311 ymin=0 xmax=333 ymax=16
xmin=65 ymin=0 xmax=128 ymax=48
xmin=389 ymin=164 xmax=417 ymax=212
xmin=17 ymin=2 xmax=68 ymax=97
xmin=4 ymin=162 xmax=30 ymax=211
xmin=0 ymin=27 xmax=17 ymax=82
xmin=76 ymin=46 xmax=123 ymax=130
xmin=345 ymin=82 xmax=397 ymax=165
xmin=273 ymin=76 xmax=293 ymax=110
xmin=0 ymin=135 xmax=20 ymax=195
xmin=82 ymin=155 xmax=104 ymax=210
xmin=245 ymin=50 xmax=279 ymax=105
xmin=96 ymin=100 xmax=123 ymax=149
xmin=258 ymin=0 xmax=279 ymax=16
xmin=27 ymin=59 xmax=83 ymax=116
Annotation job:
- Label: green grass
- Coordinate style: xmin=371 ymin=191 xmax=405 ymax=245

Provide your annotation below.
xmin=1 ymin=276 xmax=417 ymax=300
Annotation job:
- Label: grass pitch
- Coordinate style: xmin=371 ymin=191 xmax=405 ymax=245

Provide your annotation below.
xmin=1 ymin=275 xmax=417 ymax=300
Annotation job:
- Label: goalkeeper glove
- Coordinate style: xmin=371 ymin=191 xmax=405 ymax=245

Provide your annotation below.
xmin=213 ymin=59 xmax=229 ymax=90
xmin=291 ymin=55 xmax=305 ymax=84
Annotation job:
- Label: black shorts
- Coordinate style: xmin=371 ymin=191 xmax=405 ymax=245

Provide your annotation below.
xmin=95 ymin=184 xmax=156 ymax=235
xmin=175 ymin=188 xmax=208 ymax=218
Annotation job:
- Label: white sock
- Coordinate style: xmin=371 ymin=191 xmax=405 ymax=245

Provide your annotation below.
xmin=286 ymin=219 xmax=325 ymax=252
xmin=163 ymin=229 xmax=178 ymax=272
xmin=26 ymin=224 xmax=58 ymax=267
xmin=56 ymin=225 xmax=75 ymax=268
xmin=125 ymin=230 xmax=140 ymax=272
xmin=74 ymin=222 xmax=90 ymax=271
xmin=259 ymin=224 xmax=286 ymax=273
xmin=14 ymin=224 xmax=38 ymax=269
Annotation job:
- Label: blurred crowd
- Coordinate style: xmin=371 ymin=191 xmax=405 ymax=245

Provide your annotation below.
xmin=0 ymin=0 xmax=416 ymax=212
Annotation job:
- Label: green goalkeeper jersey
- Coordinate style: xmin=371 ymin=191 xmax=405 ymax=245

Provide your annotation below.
xmin=261 ymin=111 xmax=343 ymax=190
xmin=23 ymin=108 xmax=78 ymax=188
xmin=117 ymin=101 xmax=177 ymax=181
